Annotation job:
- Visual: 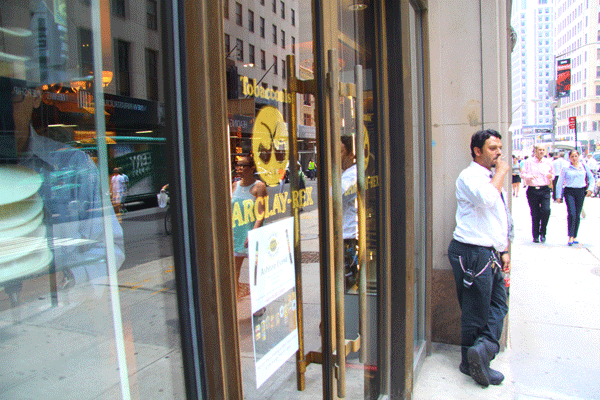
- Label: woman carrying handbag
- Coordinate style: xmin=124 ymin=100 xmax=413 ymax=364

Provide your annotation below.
xmin=555 ymin=150 xmax=596 ymax=246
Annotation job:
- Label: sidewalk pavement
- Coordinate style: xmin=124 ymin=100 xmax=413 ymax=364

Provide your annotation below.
xmin=413 ymin=193 xmax=600 ymax=399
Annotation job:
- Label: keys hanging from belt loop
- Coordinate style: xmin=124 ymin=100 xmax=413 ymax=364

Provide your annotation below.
xmin=459 ymin=254 xmax=494 ymax=289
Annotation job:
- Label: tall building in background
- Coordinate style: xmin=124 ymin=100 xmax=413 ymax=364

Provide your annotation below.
xmin=510 ymin=0 xmax=555 ymax=155
xmin=554 ymin=0 xmax=599 ymax=153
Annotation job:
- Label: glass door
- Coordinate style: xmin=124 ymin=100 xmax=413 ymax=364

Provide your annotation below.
xmin=223 ymin=0 xmax=385 ymax=398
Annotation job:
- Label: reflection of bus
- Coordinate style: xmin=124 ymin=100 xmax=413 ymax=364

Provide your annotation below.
xmin=69 ymin=136 xmax=167 ymax=206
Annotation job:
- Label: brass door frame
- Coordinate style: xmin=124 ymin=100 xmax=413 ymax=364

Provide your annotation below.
xmin=170 ymin=0 xmax=243 ymax=398
xmin=168 ymin=0 xmax=431 ymax=398
xmin=384 ymin=0 xmax=432 ymax=397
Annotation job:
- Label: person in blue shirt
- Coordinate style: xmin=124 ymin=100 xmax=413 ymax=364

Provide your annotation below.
xmin=1 ymin=77 xmax=125 ymax=304
xmin=555 ymin=150 xmax=596 ymax=246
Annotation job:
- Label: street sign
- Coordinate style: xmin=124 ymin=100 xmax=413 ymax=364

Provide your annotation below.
xmin=569 ymin=116 xmax=576 ymax=129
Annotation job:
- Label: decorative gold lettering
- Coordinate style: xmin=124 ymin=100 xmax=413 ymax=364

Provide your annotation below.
xmin=237 ymin=75 xmax=293 ymax=104
xmin=240 ymin=76 xmax=248 ymax=96
xmin=367 ymin=175 xmax=380 ymax=189
xmin=298 ymin=189 xmax=306 ymax=207
xmin=246 ymin=79 xmax=255 ymax=96
xmin=243 ymin=199 xmax=255 ymax=224
xmin=254 ymin=196 xmax=265 ymax=220
xmin=305 ymin=187 xmax=314 ymax=206
xmin=264 ymin=194 xmax=271 ymax=217
xmin=272 ymin=192 xmax=283 ymax=214
xmin=232 ymin=201 xmax=244 ymax=227
xmin=278 ymin=192 xmax=288 ymax=213
xmin=344 ymin=184 xmax=357 ymax=196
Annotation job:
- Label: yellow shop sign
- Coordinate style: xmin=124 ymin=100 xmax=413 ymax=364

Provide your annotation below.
xmin=240 ymin=76 xmax=293 ymax=104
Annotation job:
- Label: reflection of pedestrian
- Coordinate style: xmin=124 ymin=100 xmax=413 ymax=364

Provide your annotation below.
xmin=521 ymin=145 xmax=554 ymax=243
xmin=583 ymin=153 xmax=598 ymax=173
xmin=551 ymin=152 xmax=563 ymax=201
xmin=0 ymin=77 xmax=124 ymax=296
xmin=447 ymin=129 xmax=512 ymax=387
xmin=556 ymin=150 xmax=595 ymax=246
xmin=511 ymin=155 xmax=521 ymax=197
xmin=278 ymin=166 xmax=286 ymax=194
xmin=231 ymin=155 xmax=267 ymax=298
xmin=341 ymin=136 xmax=358 ymax=290
xmin=110 ymin=167 xmax=124 ymax=214
xmin=308 ymin=158 xmax=316 ymax=180
xmin=119 ymin=168 xmax=129 ymax=211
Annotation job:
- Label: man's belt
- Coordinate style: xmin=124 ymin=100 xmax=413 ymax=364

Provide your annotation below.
xmin=529 ymin=185 xmax=550 ymax=190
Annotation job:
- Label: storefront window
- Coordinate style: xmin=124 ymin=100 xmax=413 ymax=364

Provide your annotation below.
xmin=0 ymin=1 xmax=183 ymax=398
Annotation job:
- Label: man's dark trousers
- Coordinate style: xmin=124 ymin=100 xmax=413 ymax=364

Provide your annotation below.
xmin=526 ymin=186 xmax=551 ymax=240
xmin=448 ymin=240 xmax=508 ymax=365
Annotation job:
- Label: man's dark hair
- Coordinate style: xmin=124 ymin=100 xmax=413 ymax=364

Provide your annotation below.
xmin=470 ymin=129 xmax=502 ymax=159
xmin=341 ymin=135 xmax=355 ymax=156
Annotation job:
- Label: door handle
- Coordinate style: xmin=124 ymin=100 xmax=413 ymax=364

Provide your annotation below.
xmin=354 ymin=64 xmax=368 ymax=364
xmin=328 ymin=49 xmax=348 ymax=398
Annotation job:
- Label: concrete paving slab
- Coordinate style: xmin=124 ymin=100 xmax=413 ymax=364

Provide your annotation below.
xmin=0 ymin=317 xmax=181 ymax=399
xmin=96 ymin=349 xmax=185 ymax=400
xmin=414 ymin=192 xmax=600 ymax=400
xmin=0 ymin=338 xmax=121 ymax=399
xmin=509 ymin=320 xmax=600 ymax=400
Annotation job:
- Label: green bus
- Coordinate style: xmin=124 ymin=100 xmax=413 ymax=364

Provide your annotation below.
xmin=69 ymin=135 xmax=168 ymax=206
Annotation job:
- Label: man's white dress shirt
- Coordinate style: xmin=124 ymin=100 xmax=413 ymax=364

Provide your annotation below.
xmin=453 ymin=161 xmax=510 ymax=252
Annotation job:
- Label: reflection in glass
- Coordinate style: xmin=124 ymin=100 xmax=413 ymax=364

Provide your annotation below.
xmin=1 ymin=2 xmax=182 ymax=398
xmin=225 ymin=0 xmax=380 ymax=398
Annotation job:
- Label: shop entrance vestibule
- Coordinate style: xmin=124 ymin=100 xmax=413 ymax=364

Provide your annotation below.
xmin=0 ymin=0 xmax=429 ymax=398
xmin=223 ymin=0 xmax=386 ymax=398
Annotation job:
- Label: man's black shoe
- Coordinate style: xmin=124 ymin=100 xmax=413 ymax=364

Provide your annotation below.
xmin=533 ymin=237 xmax=540 ymax=243
xmin=467 ymin=342 xmax=491 ymax=387
xmin=540 ymin=235 xmax=546 ymax=243
xmin=459 ymin=363 xmax=505 ymax=385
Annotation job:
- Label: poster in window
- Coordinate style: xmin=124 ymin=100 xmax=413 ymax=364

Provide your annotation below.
xmin=247 ymin=217 xmax=298 ymax=388
xmin=556 ymin=59 xmax=571 ymax=98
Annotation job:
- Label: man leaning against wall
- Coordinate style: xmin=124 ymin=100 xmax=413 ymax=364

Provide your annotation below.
xmin=447 ymin=129 xmax=513 ymax=387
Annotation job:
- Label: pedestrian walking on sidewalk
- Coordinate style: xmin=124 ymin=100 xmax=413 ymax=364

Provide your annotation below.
xmin=447 ymin=129 xmax=513 ymax=387
xmin=521 ymin=144 xmax=554 ymax=243
xmin=232 ymin=155 xmax=267 ymax=298
xmin=552 ymin=151 xmax=568 ymax=201
xmin=308 ymin=158 xmax=316 ymax=180
xmin=555 ymin=150 xmax=596 ymax=246
xmin=512 ymin=155 xmax=521 ymax=197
